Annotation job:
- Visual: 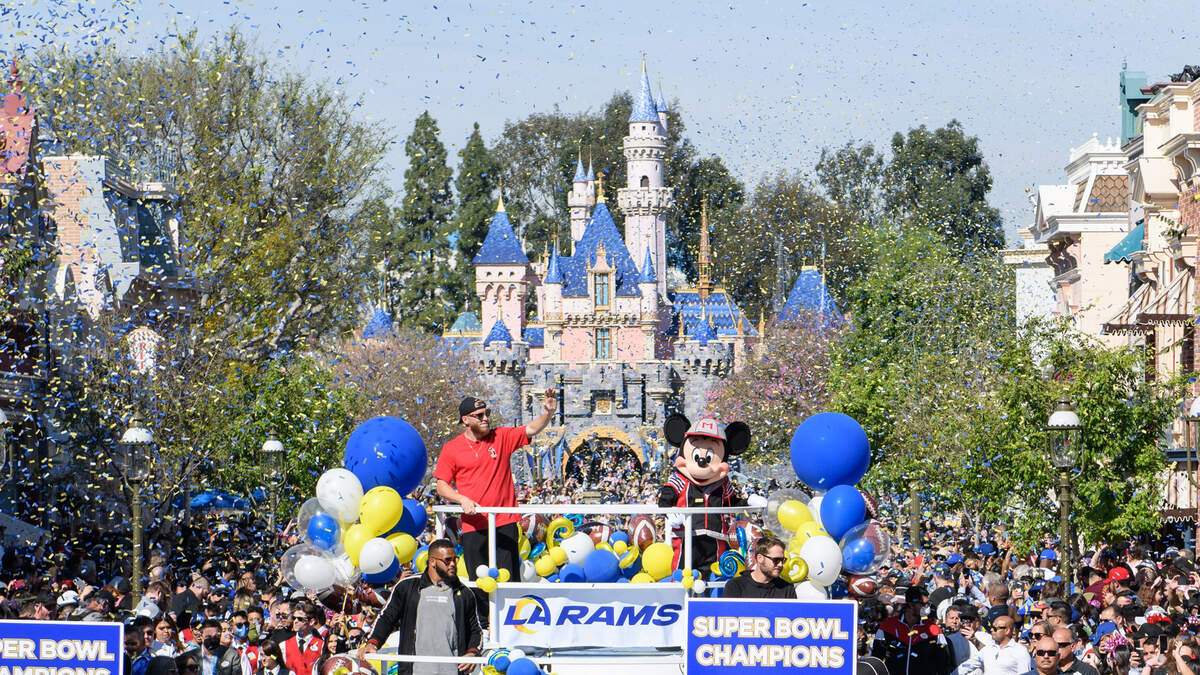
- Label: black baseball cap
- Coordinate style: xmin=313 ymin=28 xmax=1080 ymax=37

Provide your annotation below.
xmin=459 ymin=397 xmax=488 ymax=419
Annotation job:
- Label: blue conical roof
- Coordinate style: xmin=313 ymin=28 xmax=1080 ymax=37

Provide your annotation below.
xmin=483 ymin=320 xmax=514 ymax=346
xmin=639 ymin=246 xmax=657 ymax=283
xmin=779 ymin=268 xmax=844 ymax=328
xmin=559 ymin=202 xmax=641 ymax=297
xmin=361 ymin=308 xmax=394 ymax=339
xmin=545 ymin=244 xmax=564 ymax=284
xmin=656 ymin=86 xmax=669 ymax=113
xmin=447 ymin=311 xmax=482 ymax=335
xmin=573 ymin=158 xmax=587 ymax=183
xmin=629 ymin=67 xmax=660 ymax=123
xmin=473 ymin=208 xmax=529 ymax=265
xmin=692 ymin=318 xmax=717 ymax=346
xmin=586 ymin=160 xmax=595 ymax=182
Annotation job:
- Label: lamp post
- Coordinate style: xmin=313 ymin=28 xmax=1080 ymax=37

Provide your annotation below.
xmin=261 ymin=431 xmax=285 ymax=542
xmin=1186 ymin=397 xmax=1200 ymax=556
xmin=120 ymin=413 xmax=152 ymax=606
xmin=1046 ymin=398 xmax=1082 ymax=573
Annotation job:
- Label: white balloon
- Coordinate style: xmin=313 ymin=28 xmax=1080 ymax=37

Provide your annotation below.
xmin=359 ymin=537 xmax=397 ymax=575
xmin=331 ymin=553 xmax=360 ymax=586
xmin=560 ymin=532 xmax=594 ymax=566
xmin=521 ymin=560 xmax=539 ymax=582
xmin=316 ymin=469 xmax=364 ymax=523
xmin=294 ymin=555 xmax=336 ymax=591
xmin=693 ymin=580 xmax=708 ymax=594
xmin=794 ymin=580 xmax=829 ymax=601
xmin=799 ymin=535 xmax=843 ymax=586
xmin=476 ymin=565 xmax=491 ymax=579
xmin=808 ymin=495 xmax=825 ymax=527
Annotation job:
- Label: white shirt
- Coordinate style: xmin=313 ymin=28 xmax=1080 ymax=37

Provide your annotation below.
xmin=965 ymin=640 xmax=1029 ymax=675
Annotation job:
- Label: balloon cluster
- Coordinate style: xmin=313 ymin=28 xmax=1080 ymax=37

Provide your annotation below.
xmin=280 ymin=417 xmax=430 ymax=592
xmin=484 ymin=648 xmax=554 ymax=675
xmin=763 ymin=412 xmax=890 ymax=600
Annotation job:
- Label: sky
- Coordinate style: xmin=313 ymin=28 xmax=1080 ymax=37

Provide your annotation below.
xmin=4 ymin=0 xmax=1197 ymax=243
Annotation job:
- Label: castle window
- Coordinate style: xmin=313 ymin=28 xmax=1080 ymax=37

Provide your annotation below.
xmin=594 ymin=273 xmax=610 ymax=308
xmin=640 ymin=176 xmax=649 ymax=188
xmin=595 ymin=328 xmax=612 ymax=359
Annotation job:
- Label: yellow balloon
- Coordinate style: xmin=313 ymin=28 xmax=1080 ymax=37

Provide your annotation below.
xmin=415 ymin=548 xmax=429 ymax=573
xmin=781 ymin=556 xmax=809 ymax=584
xmin=642 ymin=542 xmax=675 ymax=581
xmin=630 ymin=572 xmax=654 ymax=583
xmin=681 ymin=574 xmax=695 ymax=590
xmin=548 ymin=546 xmax=568 ymax=566
xmin=797 ymin=520 xmax=828 ymax=540
xmin=618 ymin=548 xmax=640 ymax=570
xmin=387 ymin=533 xmax=418 ymax=564
xmin=787 ymin=532 xmax=809 ymax=556
xmin=594 ymin=542 xmax=614 ymax=553
xmin=613 ymin=541 xmax=628 ymax=555
xmin=497 ymin=568 xmax=511 ymax=583
xmin=777 ymin=500 xmax=813 ymax=532
xmin=358 ymin=486 xmax=404 ymax=536
xmin=534 ymin=555 xmax=558 ymax=577
xmin=456 ymin=557 xmax=468 ymax=579
xmin=519 ymin=537 xmax=531 ymax=560
xmin=343 ymin=523 xmax=374 ymax=568
xmin=545 ymin=517 xmax=574 ymax=545
xmin=477 ymin=576 xmax=498 ymax=594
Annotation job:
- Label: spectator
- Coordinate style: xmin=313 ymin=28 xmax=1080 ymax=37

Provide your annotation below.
xmin=1026 ymin=635 xmax=1063 ymax=675
xmin=1052 ymin=627 xmax=1098 ymax=675
xmin=257 ymin=641 xmax=290 ymax=675
xmin=280 ymin=602 xmax=323 ymax=675
xmin=198 ymin=618 xmax=243 ymax=675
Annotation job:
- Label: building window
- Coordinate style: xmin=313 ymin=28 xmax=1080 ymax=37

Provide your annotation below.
xmin=1184 ymin=324 xmax=1195 ymax=374
xmin=640 ymin=176 xmax=650 ymax=187
xmin=595 ymin=328 xmax=612 ymax=359
xmin=594 ymin=273 xmax=610 ymax=308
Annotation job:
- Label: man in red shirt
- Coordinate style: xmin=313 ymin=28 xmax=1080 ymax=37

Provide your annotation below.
xmin=435 ymin=390 xmax=556 ymax=584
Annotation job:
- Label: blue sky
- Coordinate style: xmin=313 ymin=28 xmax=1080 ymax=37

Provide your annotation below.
xmin=5 ymin=0 xmax=1196 ymax=242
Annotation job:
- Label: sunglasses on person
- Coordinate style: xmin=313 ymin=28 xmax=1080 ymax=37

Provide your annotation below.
xmin=1035 ymin=649 xmax=1058 ymax=657
xmin=1057 ymin=641 xmax=1072 ymax=648
xmin=1031 ymin=632 xmax=1046 ymax=639
xmin=293 ymin=615 xmax=310 ymax=623
xmin=759 ymin=555 xmax=786 ymax=566
xmin=467 ymin=411 xmax=489 ymax=420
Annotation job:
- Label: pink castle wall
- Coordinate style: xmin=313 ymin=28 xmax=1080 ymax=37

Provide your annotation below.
xmin=561 ymin=327 xmax=592 ymax=362
xmin=616 ymin=327 xmax=644 ymax=362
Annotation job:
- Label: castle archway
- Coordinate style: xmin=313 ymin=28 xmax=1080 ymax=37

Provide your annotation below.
xmin=564 ymin=427 xmax=643 ymax=484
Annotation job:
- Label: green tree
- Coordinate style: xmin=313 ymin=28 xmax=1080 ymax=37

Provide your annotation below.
xmin=883 ymin=120 xmax=1003 ymax=252
xmin=449 ymin=123 xmax=501 ymax=312
xmin=671 ymin=156 xmax=745 ymax=279
xmin=388 ymin=111 xmax=455 ymax=332
xmin=816 ymin=141 xmax=885 ymax=226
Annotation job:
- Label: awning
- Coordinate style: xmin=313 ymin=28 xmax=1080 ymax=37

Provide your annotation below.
xmin=1104 ymin=220 xmax=1145 ymax=263
xmin=1102 ymin=272 xmax=1193 ymax=334
xmin=1102 ymin=282 xmax=1153 ymax=334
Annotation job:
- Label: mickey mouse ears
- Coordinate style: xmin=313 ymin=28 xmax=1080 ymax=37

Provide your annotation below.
xmin=662 ymin=414 xmax=750 ymax=456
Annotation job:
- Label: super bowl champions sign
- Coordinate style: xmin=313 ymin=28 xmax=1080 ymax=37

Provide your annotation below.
xmin=495 ymin=584 xmax=685 ymax=649
xmin=687 ymin=600 xmax=856 ymax=674
xmin=0 ymin=621 xmax=123 ymax=675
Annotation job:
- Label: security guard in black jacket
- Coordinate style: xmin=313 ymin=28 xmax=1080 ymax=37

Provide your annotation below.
xmin=358 ymin=539 xmax=482 ymax=675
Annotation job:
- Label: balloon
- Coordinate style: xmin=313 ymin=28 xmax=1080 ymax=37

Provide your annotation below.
xmin=477 ymin=576 xmax=498 ymax=593
xmin=642 ymin=542 xmax=674 ymax=581
xmin=630 ymin=572 xmax=654 ymax=583
xmin=362 ymin=557 xmax=400 ymax=585
xmin=795 ymin=580 xmax=829 ymax=601
xmin=476 ymin=565 xmax=491 ymax=579
xmin=294 ymin=554 xmax=337 ymax=591
xmin=343 ymin=416 xmax=428 ymax=496
xmin=545 ymin=517 xmax=575 ymax=544
xmin=360 ymin=537 xmax=398 ymax=575
xmin=839 ymin=520 xmax=892 ymax=575
xmin=296 ymin=498 xmax=328 ymax=534
xmin=583 ymin=549 xmax=620 ymax=583
xmin=790 ymin=412 xmax=871 ymax=490
xmin=777 ymin=500 xmax=812 ymax=532
xmin=799 ymin=535 xmax=843 ymax=586
xmin=764 ymin=489 xmax=808 ymax=535
xmin=488 ymin=650 xmax=510 ymax=672
xmin=529 ymin=543 xmax=546 ymax=560
xmin=620 ymin=549 xmax=642 ymax=578
xmin=780 ymin=555 xmax=808 ymax=583
xmin=534 ymin=556 xmax=558 ymax=578
xmin=519 ymin=537 xmax=531 ymax=560
xmin=797 ymin=520 xmax=828 ymax=541
xmin=414 ymin=546 xmax=429 ymax=573
xmin=387 ymin=498 xmax=428 ymax=538
xmin=509 ymin=650 xmax=526 ymax=661
xmin=828 ymin=577 xmax=850 ymax=599
xmin=681 ymin=573 xmax=695 ymax=590
xmin=609 ymin=531 xmax=631 ymax=547
xmin=456 ymin=558 xmax=468 ymax=579
xmin=820 ymin=485 xmax=867 ymax=540
xmin=359 ymin=486 xmax=404 ymax=536
xmin=330 ymin=553 xmax=360 ymax=587
xmin=560 ymin=533 xmax=594 ymax=566
xmin=715 ymin=551 xmax=745 ymax=577
xmin=497 ymin=568 xmax=512 ymax=583
xmin=693 ymin=579 xmax=708 ymax=594
xmin=387 ymin=533 xmax=418 ymax=564
xmin=506 ymin=658 xmax=539 ymax=675
xmin=343 ymin=523 xmax=375 ymax=568
xmin=307 ymin=513 xmax=341 ymax=551
xmin=786 ymin=532 xmax=808 ymax=557
xmin=558 ymin=563 xmax=586 ymax=582
xmin=316 ymin=469 xmax=364 ymax=523
xmin=807 ymin=495 xmax=825 ymax=527
xmin=280 ymin=543 xmax=326 ymax=589
xmin=548 ymin=547 xmax=568 ymax=566
xmin=521 ymin=560 xmax=538 ymax=582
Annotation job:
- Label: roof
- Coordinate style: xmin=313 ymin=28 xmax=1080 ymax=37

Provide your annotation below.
xmin=573 ymin=158 xmax=587 ymax=183
xmin=671 ymin=289 xmax=757 ymax=338
xmin=523 ymin=325 xmax=545 ymax=347
xmin=778 ymin=268 xmax=844 ymax=327
xmin=656 ymin=86 xmax=669 ymax=113
xmin=691 ymin=317 xmax=717 ymax=346
xmin=1104 ymin=220 xmax=1144 ymax=264
xmin=639 ymin=246 xmax=657 ymax=284
xmin=446 ymin=311 xmax=481 ymax=335
xmin=1084 ymin=175 xmax=1128 ymax=212
xmin=483 ymin=320 xmax=514 ymax=346
xmin=558 ymin=202 xmax=642 ymax=297
xmin=586 ymin=160 xmax=595 ymax=182
xmin=629 ymin=68 xmax=660 ymax=123
xmin=361 ymin=308 xmax=394 ymax=339
xmin=473 ymin=208 xmax=529 ymax=265
xmin=545 ymin=245 xmax=564 ymax=284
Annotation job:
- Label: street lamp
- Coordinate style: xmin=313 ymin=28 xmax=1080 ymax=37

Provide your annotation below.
xmin=1046 ymin=398 xmax=1082 ymax=574
xmin=120 ymin=413 xmax=152 ymax=606
xmin=1185 ymin=397 xmax=1200 ymax=557
xmin=260 ymin=431 xmax=285 ymax=542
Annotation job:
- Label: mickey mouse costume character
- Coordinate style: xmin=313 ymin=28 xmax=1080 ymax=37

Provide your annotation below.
xmin=657 ymin=414 xmax=751 ymax=573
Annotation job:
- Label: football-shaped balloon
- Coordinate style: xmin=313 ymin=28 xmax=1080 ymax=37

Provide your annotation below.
xmin=847 ymin=575 xmax=879 ymax=598
xmin=628 ymin=515 xmax=656 ymax=551
xmin=520 ymin=514 xmax=548 ymax=542
xmin=582 ymin=521 xmax=613 ymax=546
xmin=860 ymin=490 xmax=879 ymax=520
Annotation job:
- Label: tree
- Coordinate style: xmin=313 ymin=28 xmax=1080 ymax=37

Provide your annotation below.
xmin=816 ymin=141 xmax=885 ymax=226
xmin=31 ymin=31 xmax=393 ymax=359
xmin=883 ymin=120 xmax=1003 ymax=252
xmin=449 ymin=123 xmax=501 ymax=313
xmin=671 ymin=156 xmax=745 ymax=279
xmin=388 ymin=111 xmax=455 ymax=332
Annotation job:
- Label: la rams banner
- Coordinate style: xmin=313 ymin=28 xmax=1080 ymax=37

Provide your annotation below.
xmin=495 ymin=584 xmax=686 ymax=649
xmin=0 ymin=620 xmax=124 ymax=675
xmin=687 ymin=599 xmax=856 ymax=673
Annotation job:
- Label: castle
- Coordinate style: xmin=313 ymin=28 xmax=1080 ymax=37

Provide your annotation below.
xmin=441 ymin=60 xmax=762 ymax=481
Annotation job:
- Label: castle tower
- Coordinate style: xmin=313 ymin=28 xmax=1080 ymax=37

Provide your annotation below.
xmin=656 ymin=83 xmax=669 ymax=132
xmin=542 ymin=243 xmax=565 ymax=360
xmin=473 ymin=193 xmax=531 ymax=343
xmin=697 ymin=198 xmax=714 ymax=300
xmin=617 ymin=55 xmax=673 ymax=298
xmin=567 ymin=148 xmax=595 ymax=243
xmin=675 ymin=307 xmax=734 ymax=420
xmin=638 ymin=246 xmax=658 ymax=358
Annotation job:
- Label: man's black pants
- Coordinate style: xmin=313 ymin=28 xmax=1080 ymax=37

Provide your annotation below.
xmin=461 ymin=521 xmax=521 ymax=629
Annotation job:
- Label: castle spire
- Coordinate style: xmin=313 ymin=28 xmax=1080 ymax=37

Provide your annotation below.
xmin=595 ymin=172 xmax=606 ymax=203
xmin=698 ymin=198 xmax=713 ymax=300
xmin=497 ymin=179 xmax=506 ymax=212
xmin=573 ymin=141 xmax=587 ymax=183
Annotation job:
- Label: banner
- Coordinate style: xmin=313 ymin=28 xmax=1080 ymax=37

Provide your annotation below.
xmin=686 ymin=599 xmax=856 ymax=674
xmin=0 ymin=620 xmax=124 ymax=675
xmin=494 ymin=583 xmax=686 ymax=649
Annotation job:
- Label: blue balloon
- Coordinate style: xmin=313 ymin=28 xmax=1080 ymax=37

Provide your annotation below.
xmin=306 ymin=513 xmax=341 ymax=551
xmin=620 ymin=556 xmax=642 ymax=578
xmin=344 ymin=417 xmax=428 ymax=496
xmin=558 ymin=563 xmax=586 ymax=582
xmin=829 ymin=577 xmax=850 ymax=599
xmin=617 ymin=577 xmax=630 ymax=583
xmin=363 ymin=557 xmax=401 ymax=585
xmin=670 ymin=569 xmax=685 ymax=582
xmin=842 ymin=538 xmax=877 ymax=574
xmin=387 ymin=498 xmax=429 ymax=538
xmin=609 ymin=531 xmax=631 ymax=547
xmin=820 ymin=485 xmax=867 ymax=540
xmin=790 ymin=412 xmax=870 ymax=490
xmin=547 ymin=573 xmax=560 ymax=583
xmin=507 ymin=658 xmax=540 ymax=675
xmin=493 ymin=655 xmax=511 ymax=673
xmin=583 ymin=549 xmax=620 ymax=583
